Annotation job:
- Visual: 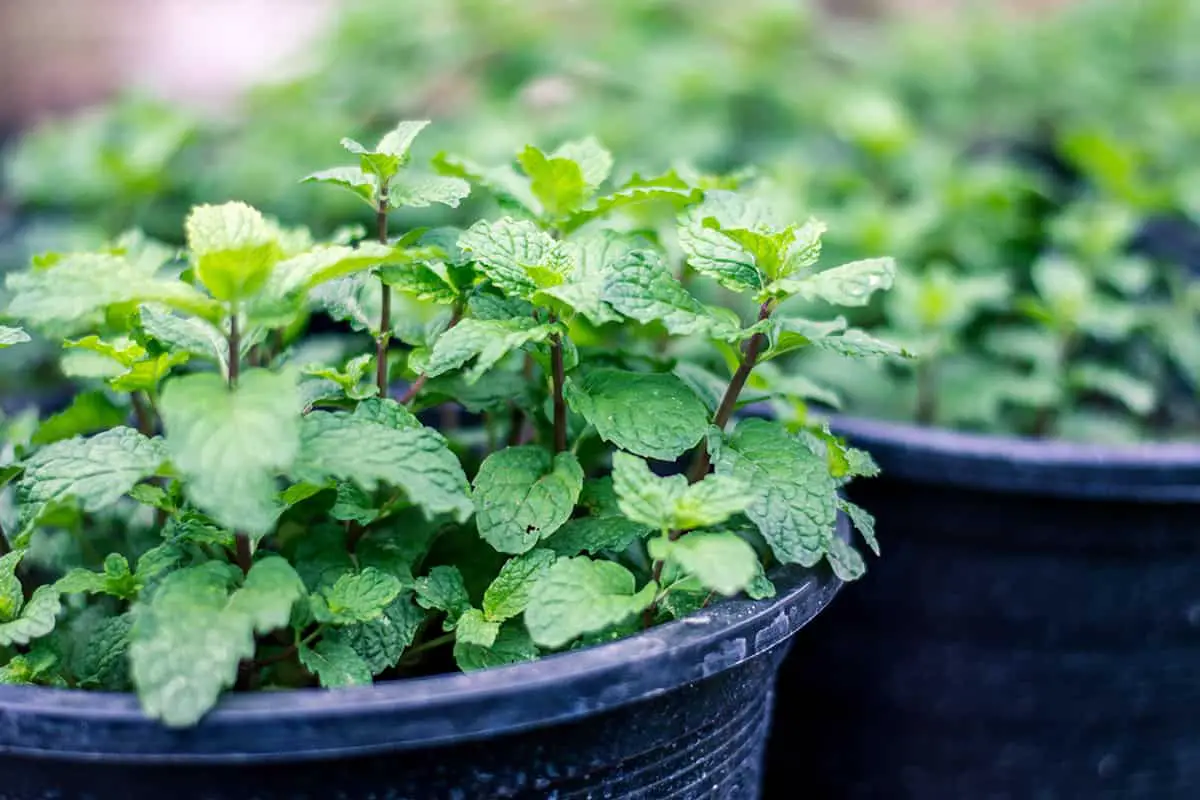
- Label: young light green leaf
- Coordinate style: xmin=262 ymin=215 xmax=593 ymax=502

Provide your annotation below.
xmin=298 ymin=639 xmax=373 ymax=688
xmin=776 ymin=258 xmax=896 ymax=306
xmin=611 ymin=452 xmax=750 ymax=531
xmin=389 ymin=173 xmax=471 ymax=209
xmin=524 ymin=557 xmax=657 ymax=649
xmin=301 ymin=167 xmax=377 ymax=207
xmin=710 ymin=418 xmax=838 ymax=569
xmin=17 ymin=427 xmax=167 ymax=537
xmin=423 ymin=317 xmax=557 ymax=384
xmin=455 ymin=608 xmax=501 ymax=648
xmin=552 ymin=137 xmax=612 ymax=189
xmin=225 ymin=556 xmax=305 ymax=634
xmin=161 ymin=370 xmax=300 ymax=537
xmin=139 ymin=305 xmax=228 ymax=371
xmin=473 ymin=447 xmax=583 ymax=555
xmin=415 ymin=565 xmax=472 ymax=627
xmin=56 ymin=553 xmax=138 ymax=600
xmin=518 ymin=145 xmax=588 ymax=218
xmin=839 ymin=499 xmax=879 ymax=556
xmin=532 ymin=232 xmax=632 ymax=325
xmin=648 ymin=531 xmax=759 ymax=597
xmin=433 ymin=152 xmax=540 ymax=216
xmin=379 ymin=261 xmax=460 ymax=304
xmin=266 ymin=242 xmax=395 ymax=298
xmin=311 ymin=567 xmax=403 ymax=625
xmin=678 ymin=191 xmax=777 ymax=292
xmin=0 ymin=586 xmax=61 ymax=647
xmin=0 ymin=326 xmax=30 ymax=348
xmin=294 ymin=407 xmax=472 ymax=523
xmin=325 ymin=593 xmax=425 ymax=675
xmin=6 ymin=253 xmax=222 ymax=332
xmin=458 ymin=218 xmax=568 ymax=298
xmin=454 ymin=622 xmax=539 ymax=672
xmin=0 ymin=551 xmax=24 ymax=622
xmin=483 ymin=549 xmax=558 ymax=622
xmin=185 ymin=202 xmax=283 ymax=302
xmin=565 ymin=369 xmax=708 ymax=461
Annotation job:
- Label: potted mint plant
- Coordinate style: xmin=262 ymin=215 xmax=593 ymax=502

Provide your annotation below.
xmin=0 ymin=123 xmax=898 ymax=799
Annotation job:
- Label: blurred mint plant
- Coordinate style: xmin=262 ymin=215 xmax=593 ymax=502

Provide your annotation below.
xmin=0 ymin=124 xmax=901 ymax=730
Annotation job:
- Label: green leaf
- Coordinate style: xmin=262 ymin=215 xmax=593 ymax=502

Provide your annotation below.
xmin=303 ymin=354 xmax=377 ymax=402
xmin=294 ymin=406 xmax=472 ymax=523
xmin=56 ymin=553 xmax=138 ymax=600
xmin=678 ymin=191 xmax=776 ymax=292
xmin=379 ymin=261 xmax=460 ymax=304
xmin=826 ymin=536 xmax=866 ymax=582
xmin=161 ymin=370 xmax=300 ymax=537
xmin=0 ymin=326 xmax=31 ymax=348
xmin=325 ymin=592 xmax=425 ymax=675
xmin=1070 ymin=363 xmax=1157 ymax=416
xmin=601 ymin=250 xmax=725 ymax=336
xmin=532 ymin=232 xmax=632 ymax=325
xmin=563 ymin=172 xmax=699 ymax=233
xmin=17 ymin=427 xmax=166 ymax=536
xmin=611 ymin=452 xmax=750 ymax=531
xmin=6 ymin=253 xmax=222 ymax=332
xmin=544 ymin=478 xmax=652 ymax=556
xmin=518 ymin=145 xmax=588 ymax=218
xmin=74 ymin=613 xmax=132 ymax=690
xmin=483 ymin=549 xmax=557 ymax=621
xmin=710 ymin=419 xmax=838 ymax=569
xmin=311 ymin=567 xmax=403 ymax=625
xmin=458 ymin=218 xmax=568 ymax=298
xmin=0 ymin=586 xmax=61 ymax=647
xmin=389 ymin=173 xmax=471 ymax=209
xmin=455 ymin=608 xmax=501 ymax=648
xmin=266 ymin=242 xmax=395 ymax=298
xmin=301 ymin=167 xmax=377 ymax=207
xmin=839 ymin=499 xmax=879 ymax=556
xmin=776 ymin=258 xmax=896 ymax=306
xmin=185 ymin=202 xmax=283 ymax=302
xmin=299 ymin=639 xmax=373 ymax=688
xmin=454 ymin=622 xmax=539 ymax=672
xmin=415 ymin=566 xmax=471 ymax=626
xmin=648 ymin=531 xmax=759 ymax=597
xmin=473 ymin=447 xmax=583 ymax=555
xmin=433 ymin=152 xmax=540 ymax=215
xmin=423 ymin=318 xmax=557 ymax=384
xmin=551 ymin=137 xmax=612 ymax=189
xmin=109 ymin=353 xmax=186 ymax=393
xmin=63 ymin=335 xmax=146 ymax=367
xmin=140 ymin=305 xmax=229 ymax=372
xmin=524 ymin=557 xmax=657 ymax=649
xmin=565 ymin=369 xmax=709 ymax=461
xmin=0 ymin=551 xmax=24 ymax=622
xmin=30 ymin=391 xmax=127 ymax=446
xmin=225 ymin=556 xmax=305 ymax=634
xmin=340 ymin=120 xmax=429 ymax=184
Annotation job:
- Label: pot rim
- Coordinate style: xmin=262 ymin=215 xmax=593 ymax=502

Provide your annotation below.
xmin=830 ymin=415 xmax=1200 ymax=501
xmin=0 ymin=536 xmax=842 ymax=763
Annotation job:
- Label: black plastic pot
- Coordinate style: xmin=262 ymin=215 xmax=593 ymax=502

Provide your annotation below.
xmin=773 ymin=416 xmax=1200 ymax=799
xmin=0 ymin=559 xmax=840 ymax=799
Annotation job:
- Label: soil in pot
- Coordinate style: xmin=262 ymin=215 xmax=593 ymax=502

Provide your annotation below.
xmin=0 ymin=562 xmax=840 ymax=800
xmin=771 ymin=417 xmax=1200 ymax=799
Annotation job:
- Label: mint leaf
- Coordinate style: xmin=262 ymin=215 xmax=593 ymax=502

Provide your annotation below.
xmin=312 ymin=567 xmax=403 ymax=625
xmin=458 ymin=218 xmax=568 ymax=298
xmin=1070 ymin=363 xmax=1157 ymax=415
xmin=518 ymin=145 xmax=588 ymax=218
xmin=483 ymin=549 xmax=557 ymax=621
xmin=710 ymin=418 xmax=837 ymax=569
xmin=454 ymin=622 xmax=539 ymax=672
xmin=433 ymin=152 xmax=540 ymax=216
xmin=678 ymin=191 xmax=776 ymax=292
xmin=776 ymin=258 xmax=896 ymax=306
xmin=602 ymin=250 xmax=724 ymax=336
xmin=551 ymin=137 xmax=612 ymax=189
xmin=0 ymin=586 xmax=61 ymax=647
xmin=17 ymin=427 xmax=166 ymax=538
xmin=648 ymin=531 xmax=759 ymax=597
xmin=839 ymin=499 xmax=879 ymax=556
xmin=473 ymin=447 xmax=583 ymax=555
xmin=266 ymin=242 xmax=395 ymax=298
xmin=30 ymin=391 xmax=126 ymax=446
xmin=56 ymin=553 xmax=138 ymax=600
xmin=325 ymin=592 xmax=425 ymax=675
xmin=611 ymin=452 xmax=750 ymax=531
xmin=388 ymin=173 xmax=470 ymax=209
xmin=342 ymin=120 xmax=428 ymax=183
xmin=565 ymin=369 xmax=708 ymax=460
xmin=544 ymin=478 xmax=652 ymax=556
xmin=379 ymin=261 xmax=460 ymax=304
xmin=161 ymin=370 xmax=300 ymax=537
xmin=524 ymin=557 xmax=657 ymax=649
xmin=415 ymin=565 xmax=471 ymax=627
xmin=225 ymin=556 xmax=305 ymax=634
xmin=303 ymin=354 xmax=377 ymax=402
xmin=301 ymin=167 xmax=376 ymax=207
xmin=563 ymin=172 xmax=698 ymax=233
xmin=455 ymin=608 xmax=501 ymax=648
xmin=423 ymin=318 xmax=557 ymax=384
xmin=74 ymin=613 xmax=132 ymax=690
xmin=0 ymin=326 xmax=30 ymax=348
xmin=532 ymin=232 xmax=631 ymax=325
xmin=140 ymin=305 xmax=229 ymax=372
xmin=6 ymin=253 xmax=221 ymax=332
xmin=826 ymin=536 xmax=866 ymax=581
xmin=0 ymin=551 xmax=23 ymax=622
xmin=299 ymin=639 xmax=373 ymax=688
xmin=295 ymin=407 xmax=472 ymax=523
xmin=185 ymin=202 xmax=283 ymax=302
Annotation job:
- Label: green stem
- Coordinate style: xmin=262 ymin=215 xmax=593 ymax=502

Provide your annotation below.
xmin=550 ymin=330 xmax=568 ymax=454
xmin=131 ymin=392 xmax=156 ymax=437
xmin=399 ymin=631 xmax=456 ymax=663
xmin=376 ymin=192 xmax=392 ymax=398
xmin=399 ymin=304 xmax=464 ymax=406
xmin=227 ymin=307 xmax=253 ymax=574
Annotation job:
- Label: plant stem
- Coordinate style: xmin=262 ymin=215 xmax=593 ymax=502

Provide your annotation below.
xmin=685 ymin=300 xmax=773 ymax=484
xmin=399 ymin=304 xmax=464 ymax=406
xmin=375 ymin=192 xmax=392 ymax=398
xmin=227 ymin=307 xmax=252 ymax=574
xmin=131 ymin=392 xmax=155 ymax=436
xmin=399 ymin=631 xmax=456 ymax=663
xmin=0 ymin=521 xmax=10 ymax=557
xmin=550 ymin=333 xmax=568 ymax=453
xmin=915 ymin=359 xmax=937 ymax=426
